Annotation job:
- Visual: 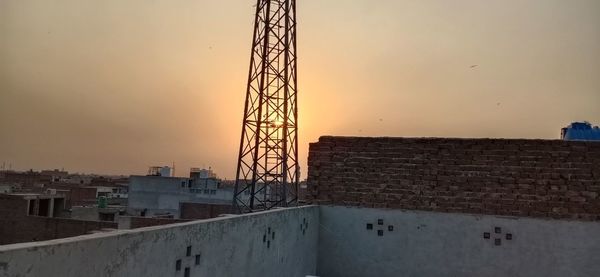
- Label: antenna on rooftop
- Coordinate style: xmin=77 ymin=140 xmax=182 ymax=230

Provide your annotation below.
xmin=233 ymin=0 xmax=299 ymax=213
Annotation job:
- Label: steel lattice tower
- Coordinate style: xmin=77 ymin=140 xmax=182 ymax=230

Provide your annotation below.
xmin=233 ymin=0 xmax=298 ymax=213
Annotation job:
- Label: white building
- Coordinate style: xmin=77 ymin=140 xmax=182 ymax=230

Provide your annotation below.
xmin=127 ymin=168 xmax=245 ymax=218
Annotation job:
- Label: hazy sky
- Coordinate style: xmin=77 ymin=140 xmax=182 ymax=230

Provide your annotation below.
xmin=1 ymin=0 xmax=599 ymax=178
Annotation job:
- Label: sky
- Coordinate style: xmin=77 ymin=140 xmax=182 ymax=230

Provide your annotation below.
xmin=0 ymin=0 xmax=599 ymax=178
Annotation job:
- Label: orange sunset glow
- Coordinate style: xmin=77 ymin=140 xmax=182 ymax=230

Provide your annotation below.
xmin=1 ymin=0 xmax=599 ymax=178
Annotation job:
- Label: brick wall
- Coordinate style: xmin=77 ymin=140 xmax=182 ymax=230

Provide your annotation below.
xmin=307 ymin=136 xmax=600 ymax=220
xmin=0 ymin=194 xmax=116 ymax=245
xmin=0 ymin=194 xmax=28 ymax=215
xmin=180 ymin=203 xmax=234 ymax=220
xmin=43 ymin=185 xmax=97 ymax=208
xmin=70 ymin=187 xmax=98 ymax=206
xmin=0 ymin=213 xmax=117 ymax=245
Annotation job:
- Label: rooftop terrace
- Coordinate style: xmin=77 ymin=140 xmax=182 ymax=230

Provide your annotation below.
xmin=1 ymin=136 xmax=599 ymax=277
xmin=2 ymin=205 xmax=600 ymax=277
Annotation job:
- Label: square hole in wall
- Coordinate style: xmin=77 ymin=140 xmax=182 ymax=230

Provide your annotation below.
xmin=378 ymin=219 xmax=384 ymax=225
xmin=483 ymin=232 xmax=490 ymax=239
xmin=366 ymin=223 xmax=373 ymax=230
xmin=506 ymin=233 xmax=512 ymax=240
xmin=495 ymin=238 xmax=501 ymax=246
xmin=495 ymin=227 xmax=501 ymax=234
xmin=378 ymin=230 xmax=384 ymax=236
xmin=388 ymin=225 xmax=394 ymax=232
xmin=176 ymin=259 xmax=182 ymax=271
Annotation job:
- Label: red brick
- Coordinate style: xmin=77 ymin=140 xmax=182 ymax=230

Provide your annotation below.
xmin=306 ymin=137 xmax=600 ymax=221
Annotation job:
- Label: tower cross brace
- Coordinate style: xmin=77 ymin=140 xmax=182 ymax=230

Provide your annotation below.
xmin=233 ymin=0 xmax=299 ymax=213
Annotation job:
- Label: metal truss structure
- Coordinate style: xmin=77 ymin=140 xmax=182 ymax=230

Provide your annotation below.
xmin=233 ymin=0 xmax=299 ymax=213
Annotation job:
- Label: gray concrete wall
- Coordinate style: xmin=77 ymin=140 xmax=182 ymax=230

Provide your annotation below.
xmin=71 ymin=206 xmax=100 ymax=221
xmin=317 ymin=206 xmax=600 ymax=277
xmin=0 ymin=206 xmax=319 ymax=277
xmin=128 ymin=176 xmax=246 ymax=218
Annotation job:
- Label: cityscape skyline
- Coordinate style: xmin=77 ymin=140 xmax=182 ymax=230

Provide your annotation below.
xmin=1 ymin=1 xmax=600 ymax=276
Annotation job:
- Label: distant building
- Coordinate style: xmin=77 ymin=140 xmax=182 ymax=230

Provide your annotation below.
xmin=147 ymin=166 xmax=173 ymax=177
xmin=61 ymin=175 xmax=93 ymax=185
xmin=561 ymin=121 xmax=600 ymax=141
xmin=40 ymin=169 xmax=69 ymax=182
xmin=0 ymin=170 xmax=52 ymax=188
xmin=190 ymin=167 xmax=217 ymax=179
xmin=2 ymin=193 xmax=66 ymax=218
xmin=128 ymin=167 xmax=244 ymax=218
xmin=0 ymin=193 xmax=117 ymax=245
xmin=0 ymin=184 xmax=15 ymax=194
xmin=71 ymin=206 xmax=125 ymax=222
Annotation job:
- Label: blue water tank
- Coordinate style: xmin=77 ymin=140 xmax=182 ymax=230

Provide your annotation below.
xmin=561 ymin=122 xmax=600 ymax=141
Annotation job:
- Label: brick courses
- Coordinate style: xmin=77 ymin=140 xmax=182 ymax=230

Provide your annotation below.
xmin=0 ymin=213 xmax=117 ymax=245
xmin=0 ymin=194 xmax=116 ymax=245
xmin=307 ymin=136 xmax=600 ymax=220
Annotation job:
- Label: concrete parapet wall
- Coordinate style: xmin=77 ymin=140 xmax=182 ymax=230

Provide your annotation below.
xmin=317 ymin=206 xmax=600 ymax=277
xmin=308 ymin=136 xmax=600 ymax=220
xmin=180 ymin=202 xmax=234 ymax=220
xmin=0 ymin=206 xmax=319 ymax=277
xmin=2 ymin=205 xmax=599 ymax=277
xmin=117 ymin=216 xmax=190 ymax=229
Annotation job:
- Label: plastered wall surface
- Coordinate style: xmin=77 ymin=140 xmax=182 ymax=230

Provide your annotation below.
xmin=317 ymin=206 xmax=600 ymax=277
xmin=2 ymin=205 xmax=599 ymax=277
xmin=0 ymin=206 xmax=319 ymax=277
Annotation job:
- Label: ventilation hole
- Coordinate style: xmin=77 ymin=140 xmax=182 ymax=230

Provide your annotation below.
xmin=176 ymin=259 xmax=181 ymax=271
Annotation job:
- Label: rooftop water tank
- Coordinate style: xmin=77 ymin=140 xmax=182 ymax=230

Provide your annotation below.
xmin=561 ymin=122 xmax=600 ymax=141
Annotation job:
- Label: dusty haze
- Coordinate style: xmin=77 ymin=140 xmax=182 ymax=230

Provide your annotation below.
xmin=1 ymin=0 xmax=599 ymax=178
